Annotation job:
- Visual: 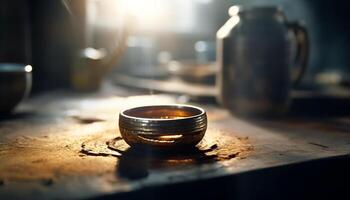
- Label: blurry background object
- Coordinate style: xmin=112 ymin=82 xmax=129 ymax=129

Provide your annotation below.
xmin=195 ymin=40 xmax=216 ymax=64
xmin=234 ymin=0 xmax=350 ymax=86
xmin=110 ymin=0 xmax=350 ymax=102
xmin=0 ymin=63 xmax=32 ymax=114
xmin=29 ymin=0 xmax=78 ymax=92
xmin=70 ymin=0 xmax=128 ymax=91
xmin=110 ymin=0 xmax=229 ymax=99
xmin=166 ymin=41 xmax=217 ymax=85
xmin=216 ymin=6 xmax=308 ymax=117
xmin=115 ymin=36 xmax=166 ymax=79
xmin=27 ymin=0 xmax=128 ymax=92
xmin=0 ymin=0 xmax=32 ymax=113
xmin=1 ymin=0 xmax=348 ymax=97
xmin=167 ymin=60 xmax=216 ymax=85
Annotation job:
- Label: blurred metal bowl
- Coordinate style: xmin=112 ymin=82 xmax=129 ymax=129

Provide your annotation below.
xmin=0 ymin=63 xmax=32 ymax=114
xmin=119 ymin=105 xmax=207 ymax=149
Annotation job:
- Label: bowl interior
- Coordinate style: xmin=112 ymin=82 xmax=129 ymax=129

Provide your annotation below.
xmin=122 ymin=105 xmax=203 ymax=119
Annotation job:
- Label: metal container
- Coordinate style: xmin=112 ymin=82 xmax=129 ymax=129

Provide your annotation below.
xmin=119 ymin=105 xmax=207 ymax=149
xmin=0 ymin=63 xmax=32 ymax=114
xmin=216 ymin=6 xmax=308 ymax=117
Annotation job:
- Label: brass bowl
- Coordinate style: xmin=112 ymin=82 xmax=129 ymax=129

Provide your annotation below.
xmin=119 ymin=105 xmax=207 ymax=149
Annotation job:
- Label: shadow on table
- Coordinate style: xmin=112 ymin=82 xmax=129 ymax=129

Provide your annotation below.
xmin=116 ymin=146 xmax=218 ymax=180
xmin=91 ymin=154 xmax=350 ymax=200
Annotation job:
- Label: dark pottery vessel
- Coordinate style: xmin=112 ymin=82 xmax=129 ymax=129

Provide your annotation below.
xmin=0 ymin=63 xmax=32 ymax=113
xmin=216 ymin=6 xmax=308 ymax=117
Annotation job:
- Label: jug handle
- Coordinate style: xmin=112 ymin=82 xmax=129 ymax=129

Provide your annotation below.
xmin=287 ymin=22 xmax=309 ymax=86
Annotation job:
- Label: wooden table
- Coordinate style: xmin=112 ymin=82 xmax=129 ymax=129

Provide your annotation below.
xmin=1 ymin=85 xmax=350 ymax=200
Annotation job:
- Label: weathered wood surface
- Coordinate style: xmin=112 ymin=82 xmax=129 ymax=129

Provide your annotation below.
xmin=1 ymin=87 xmax=350 ymax=200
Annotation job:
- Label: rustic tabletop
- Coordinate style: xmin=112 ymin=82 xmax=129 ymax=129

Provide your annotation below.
xmin=1 ymin=84 xmax=350 ymax=200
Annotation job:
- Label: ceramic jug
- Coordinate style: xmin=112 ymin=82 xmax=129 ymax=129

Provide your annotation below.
xmin=217 ymin=6 xmax=308 ymax=116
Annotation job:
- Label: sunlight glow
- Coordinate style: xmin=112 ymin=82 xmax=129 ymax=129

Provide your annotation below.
xmin=120 ymin=0 xmax=167 ymax=28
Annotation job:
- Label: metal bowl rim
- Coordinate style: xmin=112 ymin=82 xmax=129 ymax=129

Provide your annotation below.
xmin=120 ymin=104 xmax=206 ymax=121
